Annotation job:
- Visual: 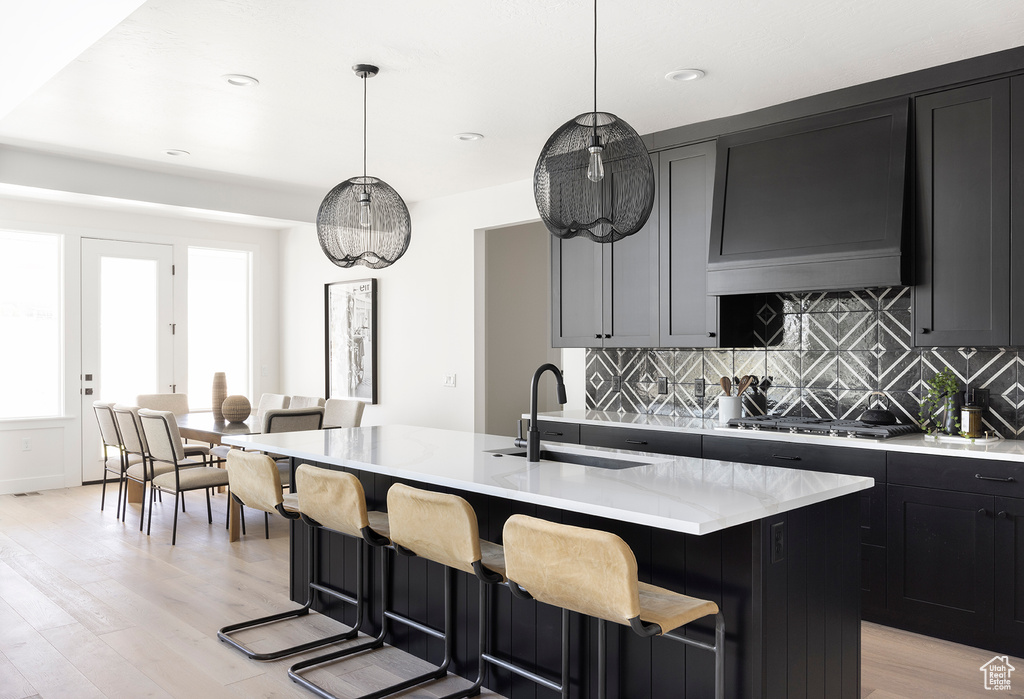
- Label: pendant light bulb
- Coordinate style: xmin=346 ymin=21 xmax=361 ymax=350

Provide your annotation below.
xmin=358 ymin=190 xmax=372 ymax=228
xmin=587 ymin=136 xmax=605 ymax=183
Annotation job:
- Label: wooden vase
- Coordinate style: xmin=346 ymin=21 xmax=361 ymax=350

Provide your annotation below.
xmin=212 ymin=372 xmax=227 ymax=420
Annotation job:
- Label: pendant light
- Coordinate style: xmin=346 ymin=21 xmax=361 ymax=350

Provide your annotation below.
xmin=533 ymin=0 xmax=655 ymax=244
xmin=317 ymin=64 xmax=411 ymax=269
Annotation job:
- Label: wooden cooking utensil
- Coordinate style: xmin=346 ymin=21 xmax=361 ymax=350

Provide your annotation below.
xmin=736 ymin=375 xmax=755 ymax=396
xmin=720 ymin=376 xmax=731 ymax=396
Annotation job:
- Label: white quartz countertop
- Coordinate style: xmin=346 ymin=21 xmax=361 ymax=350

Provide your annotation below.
xmin=223 ymin=424 xmax=872 ymax=536
xmin=533 ymin=410 xmax=1024 ymax=462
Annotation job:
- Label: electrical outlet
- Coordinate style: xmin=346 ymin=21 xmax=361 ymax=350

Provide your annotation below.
xmin=771 ymin=521 xmax=785 ymax=563
xmin=22 ymin=438 xmax=31 ymax=452
xmin=694 ymin=378 xmax=705 ymax=398
xmin=657 ymin=377 xmax=668 ymax=395
xmin=443 ymin=373 xmax=457 ymax=388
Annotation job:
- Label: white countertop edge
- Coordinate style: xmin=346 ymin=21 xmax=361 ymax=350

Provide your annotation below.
xmin=224 ymin=429 xmax=873 ymax=537
xmin=532 ymin=410 xmax=1024 ymax=461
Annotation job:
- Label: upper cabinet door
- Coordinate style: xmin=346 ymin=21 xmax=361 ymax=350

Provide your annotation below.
xmin=1010 ymin=76 xmax=1024 ymax=346
xmin=551 ymin=234 xmax=604 ymax=347
xmin=915 ymin=80 xmax=1010 ymax=347
xmin=604 ymin=153 xmax=660 ymax=348
xmin=659 ymin=142 xmax=718 ymax=347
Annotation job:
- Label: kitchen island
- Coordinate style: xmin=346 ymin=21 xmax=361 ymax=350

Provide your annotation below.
xmin=225 ymin=425 xmax=872 ymax=699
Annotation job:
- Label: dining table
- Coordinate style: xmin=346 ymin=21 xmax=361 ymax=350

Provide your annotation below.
xmin=124 ymin=412 xmax=261 ymax=542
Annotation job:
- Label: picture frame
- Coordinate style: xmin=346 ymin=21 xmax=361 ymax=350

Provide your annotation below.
xmin=325 ymin=278 xmax=377 ymax=404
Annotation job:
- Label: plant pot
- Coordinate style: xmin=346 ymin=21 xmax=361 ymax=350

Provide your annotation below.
xmin=941 ymin=391 xmax=964 ymax=435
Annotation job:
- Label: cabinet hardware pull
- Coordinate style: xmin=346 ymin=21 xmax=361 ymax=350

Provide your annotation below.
xmin=920 ymin=328 xmax=930 ymax=334
xmin=975 ymin=474 xmax=1015 ymax=483
xmin=707 ymin=332 xmax=716 ymax=338
xmin=595 ymin=334 xmax=602 ymax=339
xmin=998 ymin=511 xmax=1009 ymax=519
xmin=772 ymin=454 xmax=801 ymax=461
xmin=625 ymin=439 xmax=648 ymax=445
xmin=604 ymin=334 xmax=611 ymax=338
xmin=979 ymin=508 xmax=989 ymax=516
xmin=544 ymin=431 xmax=563 ymax=436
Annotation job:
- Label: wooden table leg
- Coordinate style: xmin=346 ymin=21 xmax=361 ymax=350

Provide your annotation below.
xmin=229 ymin=495 xmax=240 ymax=542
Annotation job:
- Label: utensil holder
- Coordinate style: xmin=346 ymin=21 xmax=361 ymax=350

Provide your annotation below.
xmin=719 ymin=396 xmax=742 ymax=425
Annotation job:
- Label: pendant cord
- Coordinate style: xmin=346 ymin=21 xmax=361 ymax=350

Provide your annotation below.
xmin=592 ymin=0 xmax=598 ymax=124
xmin=366 ymin=73 xmax=370 ymax=180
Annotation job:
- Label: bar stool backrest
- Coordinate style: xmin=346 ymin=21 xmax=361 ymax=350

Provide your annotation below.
xmin=139 ymin=409 xmax=185 ymax=463
xmin=295 ymin=464 xmax=369 ymax=537
xmin=387 ymin=483 xmax=483 ymax=576
xmin=113 ymin=404 xmax=147 ymax=454
xmin=93 ymin=401 xmax=121 ymax=449
xmin=136 ymin=393 xmax=190 ymax=417
xmin=227 ymin=451 xmax=284 ymax=513
xmin=503 ymin=514 xmax=641 ymax=626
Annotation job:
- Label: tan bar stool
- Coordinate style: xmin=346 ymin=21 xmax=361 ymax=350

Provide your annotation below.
xmin=502 ymin=514 xmax=726 ymax=699
xmin=290 ymin=481 xmax=505 ymax=699
xmin=286 ymin=466 xmax=394 ymax=691
xmin=220 ymin=460 xmax=388 ymax=662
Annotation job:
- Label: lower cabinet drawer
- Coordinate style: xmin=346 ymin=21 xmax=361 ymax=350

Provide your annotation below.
xmin=888 ymin=451 xmax=1024 ymax=498
xmin=578 ymin=425 xmax=701 ymax=458
xmin=534 ymin=420 xmax=580 ymax=444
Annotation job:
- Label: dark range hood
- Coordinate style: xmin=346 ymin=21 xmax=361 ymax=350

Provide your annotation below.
xmin=706 ymin=98 xmax=910 ymax=295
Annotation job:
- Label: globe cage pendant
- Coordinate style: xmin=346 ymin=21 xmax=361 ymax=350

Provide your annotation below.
xmin=532 ymin=1 xmax=655 ymax=244
xmin=317 ymin=64 xmax=411 ymax=269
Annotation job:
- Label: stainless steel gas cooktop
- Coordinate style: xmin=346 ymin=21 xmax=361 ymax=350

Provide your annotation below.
xmin=726 ymin=415 xmax=920 ymax=439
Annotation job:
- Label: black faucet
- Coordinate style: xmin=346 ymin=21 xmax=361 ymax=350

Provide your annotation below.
xmin=513 ymin=363 xmax=567 ymax=462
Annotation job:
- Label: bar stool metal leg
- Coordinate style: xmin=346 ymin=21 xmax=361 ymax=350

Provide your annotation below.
xmin=218 ymin=516 xmax=364 ymax=661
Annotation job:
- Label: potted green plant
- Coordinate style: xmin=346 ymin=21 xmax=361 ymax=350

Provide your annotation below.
xmin=918 ymin=367 xmax=961 ymax=436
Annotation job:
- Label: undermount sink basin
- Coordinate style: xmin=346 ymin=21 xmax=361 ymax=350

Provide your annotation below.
xmin=486 ymin=448 xmax=649 ymax=470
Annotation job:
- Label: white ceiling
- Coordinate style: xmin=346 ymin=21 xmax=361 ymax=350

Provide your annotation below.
xmin=2 ymin=0 xmax=1024 ymax=204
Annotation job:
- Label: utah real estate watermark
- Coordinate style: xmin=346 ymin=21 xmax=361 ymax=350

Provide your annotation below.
xmin=980 ymin=655 xmax=1015 ymax=691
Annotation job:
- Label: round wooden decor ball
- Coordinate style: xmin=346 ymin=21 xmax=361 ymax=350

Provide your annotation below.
xmin=221 ymin=395 xmax=252 ymax=423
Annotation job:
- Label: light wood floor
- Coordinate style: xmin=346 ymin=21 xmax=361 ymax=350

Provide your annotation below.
xmin=0 ymin=485 xmax=1020 ymax=698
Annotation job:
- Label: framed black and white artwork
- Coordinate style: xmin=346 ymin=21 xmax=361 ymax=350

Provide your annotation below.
xmin=325 ymin=278 xmax=377 ymax=404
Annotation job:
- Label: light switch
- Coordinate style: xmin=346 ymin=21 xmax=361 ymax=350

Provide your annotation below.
xmin=443 ymin=373 xmax=457 ymax=388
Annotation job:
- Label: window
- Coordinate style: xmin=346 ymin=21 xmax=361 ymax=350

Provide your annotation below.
xmin=187 ymin=247 xmax=252 ymax=409
xmin=0 ymin=231 xmax=62 ymax=418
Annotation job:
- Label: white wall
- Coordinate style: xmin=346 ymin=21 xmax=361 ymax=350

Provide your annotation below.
xmin=0 ymin=194 xmax=283 ymax=494
xmin=280 ymin=178 xmax=541 ymax=431
xmin=481 ymin=221 xmax=561 ymax=437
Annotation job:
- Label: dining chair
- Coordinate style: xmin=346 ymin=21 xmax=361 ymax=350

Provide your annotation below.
xmin=323 ymin=398 xmax=365 ymax=428
xmin=254 ymin=393 xmax=290 ymax=429
xmin=138 ymin=408 xmax=231 ymax=545
xmin=288 ymin=395 xmax=325 ymax=409
xmin=112 ymin=404 xmax=185 ymax=530
xmin=92 ymin=401 xmax=140 ymax=517
xmin=262 ymin=407 xmax=325 ymax=488
xmin=136 ymin=393 xmax=212 ymax=462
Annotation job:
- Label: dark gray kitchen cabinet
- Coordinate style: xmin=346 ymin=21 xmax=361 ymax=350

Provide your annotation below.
xmin=886 ymin=485 xmax=994 ymax=636
xmin=994 ymin=496 xmax=1024 ymax=643
xmin=1010 ymin=76 xmax=1024 ymax=345
xmin=887 ymin=451 xmax=1024 ymax=656
xmin=914 ymin=79 xmax=1011 ymax=347
xmin=550 ymin=154 xmax=660 ymax=348
xmin=659 ymin=141 xmax=718 ymax=346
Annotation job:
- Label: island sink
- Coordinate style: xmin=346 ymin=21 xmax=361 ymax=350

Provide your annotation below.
xmin=486 ymin=447 xmax=650 ymax=470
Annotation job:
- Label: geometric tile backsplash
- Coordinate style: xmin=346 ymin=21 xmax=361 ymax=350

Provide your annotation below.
xmin=585 ymin=287 xmax=1024 ymax=438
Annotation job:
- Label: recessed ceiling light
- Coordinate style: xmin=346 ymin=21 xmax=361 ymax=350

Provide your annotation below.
xmin=223 ymin=74 xmax=259 ymax=87
xmin=454 ymin=132 xmax=484 ymax=142
xmin=665 ymin=68 xmax=706 ymax=82
xmin=165 ymin=149 xmax=190 ymax=157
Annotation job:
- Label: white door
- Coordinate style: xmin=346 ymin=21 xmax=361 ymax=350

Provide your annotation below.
xmin=81 ymin=239 xmax=175 ymax=482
